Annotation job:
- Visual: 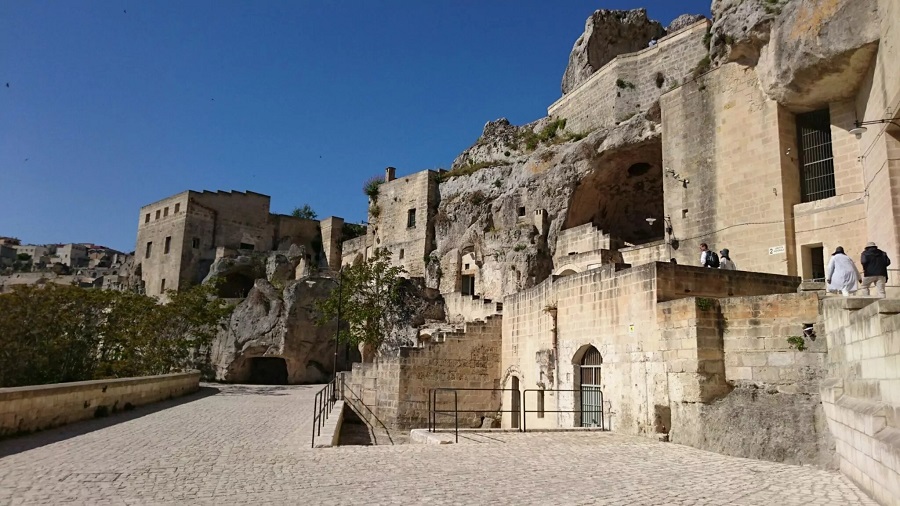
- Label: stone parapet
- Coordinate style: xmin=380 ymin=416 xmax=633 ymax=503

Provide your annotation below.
xmin=0 ymin=371 xmax=200 ymax=437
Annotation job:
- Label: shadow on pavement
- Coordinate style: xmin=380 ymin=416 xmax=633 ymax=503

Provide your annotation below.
xmin=214 ymin=384 xmax=318 ymax=397
xmin=0 ymin=386 xmax=221 ymax=459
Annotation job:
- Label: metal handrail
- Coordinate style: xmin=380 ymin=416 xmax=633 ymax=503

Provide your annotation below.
xmin=428 ymin=388 xmax=520 ymax=443
xmin=339 ymin=377 xmax=395 ymax=445
xmin=310 ymin=378 xmax=338 ymax=448
xmin=521 ymin=389 xmax=605 ymax=432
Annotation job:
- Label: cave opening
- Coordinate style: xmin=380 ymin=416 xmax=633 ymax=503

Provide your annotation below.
xmin=247 ymin=357 xmax=289 ymax=385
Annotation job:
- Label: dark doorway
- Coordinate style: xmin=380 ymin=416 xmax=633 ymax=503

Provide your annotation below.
xmin=247 ymin=357 xmax=288 ymax=385
xmin=511 ymin=376 xmax=520 ymax=429
xmin=218 ymin=272 xmax=255 ymax=298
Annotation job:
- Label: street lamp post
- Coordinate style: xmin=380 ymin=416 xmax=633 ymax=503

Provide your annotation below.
xmin=331 ymin=267 xmax=343 ymax=401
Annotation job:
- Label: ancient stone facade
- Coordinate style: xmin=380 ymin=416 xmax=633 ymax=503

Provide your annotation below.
xmin=341 ymin=316 xmax=501 ymax=430
xmin=550 ymin=19 xmax=710 ymax=134
xmin=135 ymin=190 xmax=343 ymax=297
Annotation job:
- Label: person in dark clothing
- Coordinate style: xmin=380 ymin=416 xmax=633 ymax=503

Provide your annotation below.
xmin=860 ymin=242 xmax=891 ymax=298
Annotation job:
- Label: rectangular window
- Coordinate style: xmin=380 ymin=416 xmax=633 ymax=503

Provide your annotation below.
xmin=164 ymin=236 xmax=171 ymax=254
xmin=399 ymin=248 xmax=404 ymax=260
xmin=461 ymin=275 xmax=475 ymax=296
xmin=518 ymin=206 xmax=526 ymax=217
xmin=240 ymin=242 xmax=254 ymax=250
xmin=160 ymin=279 xmax=166 ymax=291
xmin=155 ymin=210 xmax=161 ymax=220
xmin=145 ymin=241 xmax=152 ymax=259
xmin=174 ymin=203 xmax=180 ymax=213
xmin=407 ymin=209 xmax=416 ymax=228
xmin=192 ymin=237 xmax=200 ymax=249
xmin=797 ymin=109 xmax=836 ymax=202
xmin=163 ymin=207 xmax=169 ymax=217
xmin=144 ymin=213 xmax=150 ymax=224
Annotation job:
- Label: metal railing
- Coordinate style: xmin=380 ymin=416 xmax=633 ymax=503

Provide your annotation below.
xmin=310 ymin=378 xmax=339 ymax=448
xmin=428 ymin=387 xmax=606 ymax=442
xmin=428 ymin=388 xmax=519 ymax=443
xmin=522 ymin=389 xmax=604 ymax=432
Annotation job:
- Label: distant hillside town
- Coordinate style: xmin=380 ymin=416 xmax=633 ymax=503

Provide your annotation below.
xmin=0 ymin=236 xmax=134 ymax=292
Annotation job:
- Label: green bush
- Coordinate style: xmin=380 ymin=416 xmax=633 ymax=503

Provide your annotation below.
xmin=363 ymin=175 xmax=385 ymax=199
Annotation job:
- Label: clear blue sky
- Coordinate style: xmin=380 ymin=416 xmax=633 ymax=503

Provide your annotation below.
xmin=1 ymin=1 xmax=710 ymax=252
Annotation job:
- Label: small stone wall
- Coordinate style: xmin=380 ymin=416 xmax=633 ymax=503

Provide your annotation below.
xmin=664 ymin=293 xmax=836 ymax=469
xmin=342 ymin=316 xmax=502 ymax=430
xmin=0 ymin=372 xmax=200 ymax=437
xmin=822 ymin=298 xmax=900 ymax=504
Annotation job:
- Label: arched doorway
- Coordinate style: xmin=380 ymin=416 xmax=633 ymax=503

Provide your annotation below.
xmin=576 ymin=346 xmax=603 ymax=428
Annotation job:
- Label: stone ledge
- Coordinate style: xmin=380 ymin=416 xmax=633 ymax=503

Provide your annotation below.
xmin=313 ymin=400 xmax=345 ymax=448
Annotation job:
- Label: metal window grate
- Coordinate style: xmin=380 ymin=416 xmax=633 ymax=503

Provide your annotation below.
xmin=579 ymin=346 xmax=603 ymax=427
xmin=797 ymin=109 xmax=836 ymax=202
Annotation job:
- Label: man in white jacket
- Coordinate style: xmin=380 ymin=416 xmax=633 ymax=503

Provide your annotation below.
xmin=826 ymin=246 xmax=861 ymax=296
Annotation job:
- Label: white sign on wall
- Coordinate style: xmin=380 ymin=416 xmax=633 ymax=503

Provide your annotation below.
xmin=769 ymin=245 xmax=786 ymax=255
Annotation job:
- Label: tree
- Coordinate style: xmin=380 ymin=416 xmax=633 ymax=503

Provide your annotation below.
xmin=290 ymin=204 xmax=318 ymax=220
xmin=0 ymin=283 xmax=233 ymax=387
xmin=315 ymin=249 xmax=407 ymax=361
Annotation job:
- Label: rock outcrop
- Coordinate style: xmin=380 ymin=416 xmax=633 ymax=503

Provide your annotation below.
xmin=561 ymin=9 xmax=665 ymax=95
xmin=710 ymin=0 xmax=781 ymax=65
xmin=666 ymin=14 xmax=707 ymax=33
xmin=210 ymin=276 xmax=358 ymax=384
xmin=755 ymin=0 xmax=879 ymax=109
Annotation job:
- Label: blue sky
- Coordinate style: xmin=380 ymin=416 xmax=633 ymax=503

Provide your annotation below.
xmin=1 ymin=1 xmax=710 ymax=252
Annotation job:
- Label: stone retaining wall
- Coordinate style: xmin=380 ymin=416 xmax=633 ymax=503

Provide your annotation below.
xmin=0 ymin=371 xmax=200 ymax=437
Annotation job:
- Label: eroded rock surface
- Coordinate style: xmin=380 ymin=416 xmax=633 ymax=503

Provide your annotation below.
xmin=667 ymin=14 xmax=707 ymax=33
xmin=755 ymin=0 xmax=879 ymax=109
xmin=210 ymin=277 xmax=357 ymax=384
xmin=561 ymin=9 xmax=665 ymax=95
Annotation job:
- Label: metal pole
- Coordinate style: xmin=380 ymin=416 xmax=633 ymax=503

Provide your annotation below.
xmin=331 ymin=267 xmax=342 ymax=402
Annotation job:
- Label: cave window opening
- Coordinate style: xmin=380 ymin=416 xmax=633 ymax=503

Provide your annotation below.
xmin=247 ymin=357 xmax=288 ymax=385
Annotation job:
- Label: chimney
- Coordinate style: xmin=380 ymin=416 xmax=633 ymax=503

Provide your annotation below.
xmin=385 ymin=167 xmax=396 ymax=182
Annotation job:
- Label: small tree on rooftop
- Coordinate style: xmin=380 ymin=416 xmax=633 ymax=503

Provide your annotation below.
xmin=363 ymin=175 xmax=385 ymax=200
xmin=290 ymin=204 xmax=318 ymax=220
xmin=315 ymin=248 xmax=407 ymax=362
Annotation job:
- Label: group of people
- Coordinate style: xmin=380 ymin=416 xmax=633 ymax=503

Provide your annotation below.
xmin=698 ymin=243 xmax=736 ymax=270
xmin=696 ymin=241 xmax=891 ymax=298
xmin=826 ymin=242 xmax=891 ymax=298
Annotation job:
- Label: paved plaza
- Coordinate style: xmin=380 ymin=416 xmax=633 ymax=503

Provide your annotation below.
xmin=0 ymin=384 xmax=876 ymax=505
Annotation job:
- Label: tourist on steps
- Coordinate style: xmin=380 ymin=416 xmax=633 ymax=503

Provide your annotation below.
xmin=826 ymin=246 xmax=861 ymax=296
xmin=860 ymin=241 xmax=890 ymax=298
xmin=719 ymin=249 xmax=736 ymax=270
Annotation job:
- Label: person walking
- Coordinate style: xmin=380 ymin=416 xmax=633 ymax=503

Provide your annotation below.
xmin=699 ymin=243 xmax=719 ymax=268
xmin=826 ymin=246 xmax=861 ymax=296
xmin=719 ymin=249 xmax=736 ymax=270
xmin=860 ymin=241 xmax=890 ymax=297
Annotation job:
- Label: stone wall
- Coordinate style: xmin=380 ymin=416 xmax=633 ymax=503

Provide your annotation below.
xmin=443 ymin=292 xmax=503 ymax=324
xmin=548 ymin=20 xmax=710 ymax=134
xmin=0 ymin=372 xmax=200 ymax=436
xmin=664 ymin=293 xmax=837 ymax=469
xmin=661 ymin=63 xmax=799 ymax=275
xmin=821 ymin=297 xmax=900 ymax=504
xmin=341 ymin=316 xmax=502 ymax=430
xmin=501 ymin=262 xmax=801 ymax=434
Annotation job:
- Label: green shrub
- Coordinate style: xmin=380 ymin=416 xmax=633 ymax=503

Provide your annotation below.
xmin=363 ymin=175 xmax=385 ymax=199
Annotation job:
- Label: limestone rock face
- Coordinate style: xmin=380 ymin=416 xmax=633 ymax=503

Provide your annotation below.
xmin=561 ymin=9 xmax=665 ymax=95
xmin=210 ymin=277 xmax=357 ymax=384
xmin=710 ymin=0 xmax=780 ymax=65
xmin=755 ymin=0 xmax=879 ymax=109
xmin=666 ymin=14 xmax=707 ymax=34
xmin=433 ymin=112 xmax=661 ymax=299
xmin=451 ymin=117 xmax=551 ymax=171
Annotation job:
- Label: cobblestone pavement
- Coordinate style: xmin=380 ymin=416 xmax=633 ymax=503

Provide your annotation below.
xmin=0 ymin=384 xmax=876 ymax=505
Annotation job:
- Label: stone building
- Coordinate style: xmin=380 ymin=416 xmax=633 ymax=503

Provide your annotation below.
xmin=135 ymin=190 xmax=344 ymax=297
xmin=338 ymin=3 xmax=899 ymax=503
xmin=55 ymin=243 xmax=88 ymax=268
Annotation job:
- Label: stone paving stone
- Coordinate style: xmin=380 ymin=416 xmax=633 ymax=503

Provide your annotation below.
xmin=0 ymin=384 xmax=878 ymax=505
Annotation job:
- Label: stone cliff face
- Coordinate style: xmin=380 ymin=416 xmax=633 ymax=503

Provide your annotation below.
xmin=561 ymin=9 xmax=665 ymax=95
xmin=431 ymin=112 xmax=663 ymax=300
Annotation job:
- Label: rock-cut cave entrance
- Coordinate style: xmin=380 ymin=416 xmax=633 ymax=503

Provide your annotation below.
xmin=246 ymin=357 xmax=289 ymax=385
xmin=218 ymin=272 xmax=255 ymax=298
xmin=563 ymin=139 xmax=664 ymax=245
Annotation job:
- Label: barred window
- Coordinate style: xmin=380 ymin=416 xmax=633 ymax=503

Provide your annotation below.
xmin=797 ymin=109 xmax=836 ymax=202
